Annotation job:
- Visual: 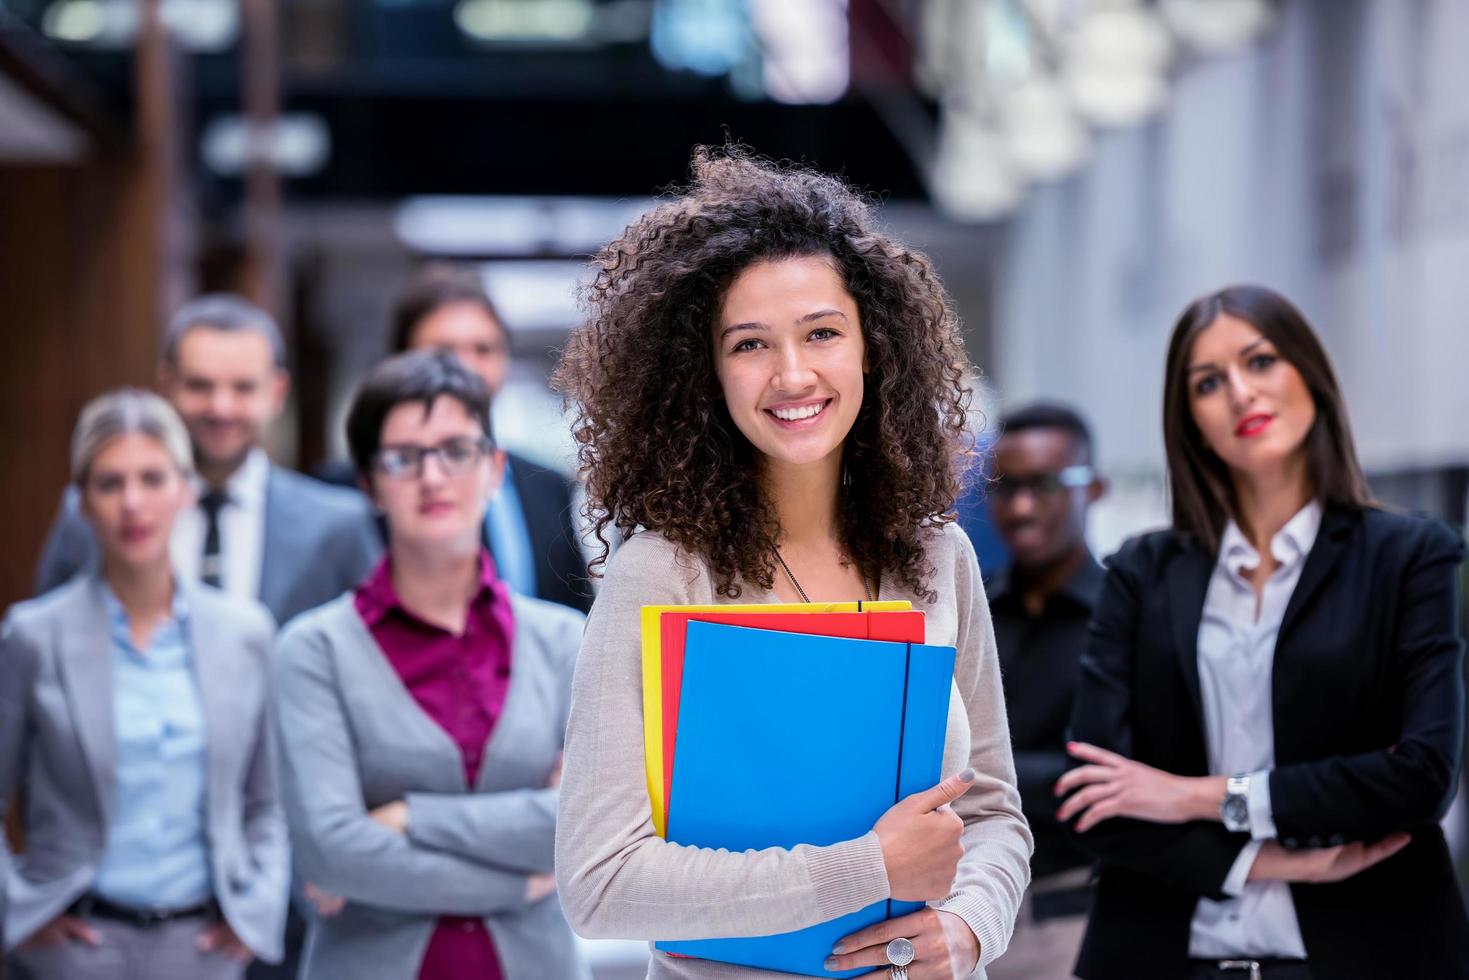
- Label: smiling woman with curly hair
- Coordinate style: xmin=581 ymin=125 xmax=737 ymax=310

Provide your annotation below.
xmin=558 ymin=150 xmax=972 ymax=602
xmin=552 ymin=147 xmax=1032 ymax=980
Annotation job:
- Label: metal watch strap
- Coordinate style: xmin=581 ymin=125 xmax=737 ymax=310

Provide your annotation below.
xmin=1221 ymin=773 xmax=1251 ymax=832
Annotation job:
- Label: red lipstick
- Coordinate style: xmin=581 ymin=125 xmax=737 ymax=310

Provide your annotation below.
xmin=1235 ymin=413 xmax=1274 ymax=438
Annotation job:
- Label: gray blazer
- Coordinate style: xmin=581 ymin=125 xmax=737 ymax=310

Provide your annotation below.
xmin=273 ymin=591 xmax=591 ymax=980
xmin=0 ymin=576 xmax=289 ymax=961
xmin=34 ymin=466 xmax=382 ymax=626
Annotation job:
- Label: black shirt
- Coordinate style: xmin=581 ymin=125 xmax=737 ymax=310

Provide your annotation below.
xmin=987 ymin=555 xmax=1104 ymax=879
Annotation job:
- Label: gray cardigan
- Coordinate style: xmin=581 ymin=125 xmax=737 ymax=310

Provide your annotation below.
xmin=272 ymin=589 xmax=590 ymax=980
xmin=0 ymin=575 xmax=289 ymax=961
xmin=555 ymin=524 xmax=1033 ymax=979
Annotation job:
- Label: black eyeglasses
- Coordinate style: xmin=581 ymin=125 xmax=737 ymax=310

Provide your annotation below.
xmin=374 ymin=436 xmax=493 ymax=479
xmin=990 ymin=465 xmax=1095 ymax=501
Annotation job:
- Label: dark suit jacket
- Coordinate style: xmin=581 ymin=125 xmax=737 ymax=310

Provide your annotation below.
xmin=988 ymin=556 xmax=1103 ymax=879
xmin=316 ymin=451 xmax=592 ymax=613
xmin=34 ymin=466 xmax=381 ymax=626
xmin=1066 ymin=505 xmax=1469 ymax=980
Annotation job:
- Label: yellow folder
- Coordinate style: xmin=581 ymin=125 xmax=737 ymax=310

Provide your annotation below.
xmin=640 ymin=600 xmax=912 ymax=836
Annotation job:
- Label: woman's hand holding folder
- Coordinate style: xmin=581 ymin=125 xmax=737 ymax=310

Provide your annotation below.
xmin=827 ymin=907 xmax=981 ymax=980
xmin=874 ymin=768 xmax=976 ymax=901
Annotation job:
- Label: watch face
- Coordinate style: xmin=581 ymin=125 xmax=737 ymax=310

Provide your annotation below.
xmin=1222 ymin=795 xmax=1249 ymax=830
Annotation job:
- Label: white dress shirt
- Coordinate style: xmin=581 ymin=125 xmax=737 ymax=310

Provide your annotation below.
xmin=1188 ymin=499 xmax=1322 ymax=960
xmin=171 ymin=447 xmax=269 ymax=602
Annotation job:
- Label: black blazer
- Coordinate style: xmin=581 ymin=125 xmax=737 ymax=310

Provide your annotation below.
xmin=503 ymin=451 xmax=593 ymax=613
xmin=1066 ymin=505 xmax=1469 ymax=980
xmin=316 ymin=451 xmax=592 ymax=613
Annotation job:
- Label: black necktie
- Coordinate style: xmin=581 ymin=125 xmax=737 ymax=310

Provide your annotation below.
xmin=199 ymin=489 xmax=228 ymax=588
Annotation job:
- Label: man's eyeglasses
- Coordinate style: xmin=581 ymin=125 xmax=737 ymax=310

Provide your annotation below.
xmin=374 ymin=436 xmax=493 ymax=479
xmin=990 ymin=465 xmax=1095 ymax=501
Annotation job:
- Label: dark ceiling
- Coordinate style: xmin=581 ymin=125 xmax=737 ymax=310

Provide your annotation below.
xmin=5 ymin=0 xmax=934 ymax=202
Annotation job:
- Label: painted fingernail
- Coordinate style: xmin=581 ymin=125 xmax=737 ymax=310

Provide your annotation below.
xmin=831 ymin=943 xmax=848 ymax=955
xmin=824 ymin=956 xmax=839 ymax=970
xmin=959 ymin=767 xmax=975 ymax=782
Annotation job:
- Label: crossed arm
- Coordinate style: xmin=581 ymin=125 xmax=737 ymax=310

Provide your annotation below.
xmin=1056 ymin=533 xmax=1463 ymax=896
xmin=273 ymin=626 xmax=544 ymax=917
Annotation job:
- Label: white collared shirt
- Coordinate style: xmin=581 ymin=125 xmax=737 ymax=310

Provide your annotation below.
xmin=171 ymin=447 xmax=269 ymax=601
xmin=1188 ymin=499 xmax=1323 ymax=960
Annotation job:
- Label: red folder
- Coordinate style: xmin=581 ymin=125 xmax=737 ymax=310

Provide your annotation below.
xmin=658 ymin=610 xmax=926 ymax=826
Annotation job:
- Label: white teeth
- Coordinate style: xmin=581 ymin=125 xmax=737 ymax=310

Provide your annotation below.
xmin=771 ymin=403 xmax=824 ymax=421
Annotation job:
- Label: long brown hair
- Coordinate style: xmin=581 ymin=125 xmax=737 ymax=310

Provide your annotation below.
xmin=553 ymin=146 xmax=974 ymax=601
xmin=1162 ymin=284 xmax=1374 ymax=553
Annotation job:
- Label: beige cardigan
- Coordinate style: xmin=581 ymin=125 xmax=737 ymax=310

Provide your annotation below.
xmin=554 ymin=523 xmax=1033 ymax=979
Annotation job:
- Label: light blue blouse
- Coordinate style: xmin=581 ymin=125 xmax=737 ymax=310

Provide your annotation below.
xmin=91 ymin=585 xmax=211 ymax=909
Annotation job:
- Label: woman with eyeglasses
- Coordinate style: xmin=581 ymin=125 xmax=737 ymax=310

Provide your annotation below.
xmin=1055 ymin=285 xmax=1469 ymax=979
xmin=271 ymin=350 xmax=589 ymax=980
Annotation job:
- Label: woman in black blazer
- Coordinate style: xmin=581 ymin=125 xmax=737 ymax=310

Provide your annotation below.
xmin=1055 ymin=285 xmax=1469 ymax=980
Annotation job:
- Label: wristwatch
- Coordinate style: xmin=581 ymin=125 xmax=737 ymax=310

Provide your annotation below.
xmin=1220 ymin=774 xmax=1251 ymax=833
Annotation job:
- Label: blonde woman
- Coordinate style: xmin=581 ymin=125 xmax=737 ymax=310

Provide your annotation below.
xmin=0 ymin=389 xmax=287 ymax=979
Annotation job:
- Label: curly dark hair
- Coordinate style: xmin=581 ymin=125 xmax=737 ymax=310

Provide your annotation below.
xmin=553 ymin=146 xmax=976 ymax=601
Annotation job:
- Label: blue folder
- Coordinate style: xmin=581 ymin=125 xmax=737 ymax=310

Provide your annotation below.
xmin=658 ymin=621 xmax=957 ymax=978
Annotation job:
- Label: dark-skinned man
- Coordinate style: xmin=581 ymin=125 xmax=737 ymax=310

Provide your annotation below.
xmin=985 ymin=403 xmax=1106 ymax=980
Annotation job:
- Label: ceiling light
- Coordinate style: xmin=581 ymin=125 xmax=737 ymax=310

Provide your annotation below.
xmin=480 ymin=260 xmax=587 ymax=332
xmin=649 ymin=0 xmax=745 ymax=76
xmin=1063 ymin=3 xmax=1173 ymax=126
xmin=1001 ymin=75 xmax=1091 ymax=180
xmin=751 ymin=0 xmax=849 ymax=104
xmin=393 ymin=196 xmax=653 ymax=256
xmin=160 ymin=0 xmax=237 ymax=51
xmin=201 ymin=114 xmax=331 ymax=178
xmin=1160 ymin=0 xmax=1274 ymax=55
xmin=931 ymin=108 xmax=1025 ymax=222
xmin=42 ymin=0 xmax=109 ymax=43
xmin=1064 ymin=62 xmax=1168 ymax=126
xmin=916 ymin=0 xmax=991 ymax=97
xmin=1068 ymin=4 xmax=1174 ymax=72
xmin=455 ymin=0 xmax=595 ymax=43
xmin=984 ymin=0 xmax=1034 ymax=87
xmin=44 ymin=0 xmax=237 ymax=49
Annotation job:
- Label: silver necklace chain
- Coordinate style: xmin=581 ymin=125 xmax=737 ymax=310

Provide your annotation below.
xmin=774 ymin=549 xmax=875 ymax=604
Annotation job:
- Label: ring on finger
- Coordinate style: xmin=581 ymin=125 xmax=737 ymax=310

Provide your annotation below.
xmin=886 ymin=936 xmax=916 ymax=978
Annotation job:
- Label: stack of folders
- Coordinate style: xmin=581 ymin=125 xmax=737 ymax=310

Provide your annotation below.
xmin=640 ymin=602 xmax=957 ymax=978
